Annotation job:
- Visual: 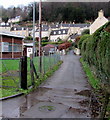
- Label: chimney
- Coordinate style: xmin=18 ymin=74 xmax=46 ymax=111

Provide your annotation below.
xmin=98 ymin=10 xmax=104 ymax=18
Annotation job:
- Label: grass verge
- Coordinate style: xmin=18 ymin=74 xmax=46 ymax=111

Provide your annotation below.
xmin=80 ymin=57 xmax=110 ymax=118
xmin=80 ymin=58 xmax=100 ymax=89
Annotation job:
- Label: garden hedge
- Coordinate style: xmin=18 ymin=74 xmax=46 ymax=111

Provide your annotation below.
xmin=81 ymin=21 xmax=110 ymax=87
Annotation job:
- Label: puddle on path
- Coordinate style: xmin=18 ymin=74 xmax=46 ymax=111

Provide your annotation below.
xmin=20 ymin=87 xmax=53 ymax=115
xmin=39 ymin=105 xmax=56 ymax=112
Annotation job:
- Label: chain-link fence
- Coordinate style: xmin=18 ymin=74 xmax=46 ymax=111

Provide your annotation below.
xmin=1 ymin=59 xmax=20 ymax=89
xmin=28 ymin=53 xmax=61 ymax=87
xmin=1 ymin=53 xmax=61 ymax=98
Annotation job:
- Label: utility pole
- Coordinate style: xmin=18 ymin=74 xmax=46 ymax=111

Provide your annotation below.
xmin=33 ymin=2 xmax=35 ymax=58
xmin=39 ymin=0 xmax=42 ymax=73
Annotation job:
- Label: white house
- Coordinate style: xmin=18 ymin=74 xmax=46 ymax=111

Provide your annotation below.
xmin=8 ymin=16 xmax=22 ymax=23
xmin=10 ymin=27 xmax=29 ymax=37
xmin=32 ymin=25 xmax=51 ymax=39
xmin=90 ymin=10 xmax=109 ymax=35
xmin=50 ymin=29 xmax=69 ymax=42
xmin=0 ymin=22 xmax=11 ymax=32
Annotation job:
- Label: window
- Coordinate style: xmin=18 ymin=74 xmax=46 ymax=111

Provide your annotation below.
xmin=9 ymin=43 xmax=12 ymax=52
xmin=0 ymin=42 xmax=9 ymax=52
xmin=54 ymin=32 xmax=56 ymax=35
xmin=14 ymin=28 xmax=16 ymax=31
xmin=13 ymin=43 xmax=22 ymax=52
xmin=63 ymin=30 xmax=66 ymax=34
xmin=59 ymin=31 xmax=61 ymax=34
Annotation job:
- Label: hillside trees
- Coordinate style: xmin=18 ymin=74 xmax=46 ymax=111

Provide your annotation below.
xmin=1 ymin=2 xmax=110 ymax=23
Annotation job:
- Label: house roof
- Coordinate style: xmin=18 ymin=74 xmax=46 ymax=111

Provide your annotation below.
xmin=50 ymin=24 xmax=61 ymax=29
xmin=0 ymin=31 xmax=25 ymax=38
xmin=23 ymin=43 xmax=33 ymax=46
xmin=36 ymin=26 xmax=49 ymax=32
xmin=50 ymin=29 xmax=69 ymax=35
xmin=73 ymin=24 xmax=90 ymax=28
xmin=70 ymin=33 xmax=79 ymax=39
xmin=61 ymin=23 xmax=90 ymax=28
xmin=44 ymin=44 xmax=55 ymax=48
xmin=61 ymin=23 xmax=74 ymax=27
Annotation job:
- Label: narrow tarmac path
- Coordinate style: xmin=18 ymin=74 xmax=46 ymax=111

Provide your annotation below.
xmin=2 ymin=50 xmax=92 ymax=118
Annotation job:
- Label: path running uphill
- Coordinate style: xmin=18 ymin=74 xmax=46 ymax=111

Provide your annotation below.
xmin=2 ymin=50 xmax=92 ymax=118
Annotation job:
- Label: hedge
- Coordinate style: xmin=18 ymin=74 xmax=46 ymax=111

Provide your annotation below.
xmin=78 ymin=34 xmax=90 ymax=49
xmin=81 ymin=21 xmax=110 ymax=88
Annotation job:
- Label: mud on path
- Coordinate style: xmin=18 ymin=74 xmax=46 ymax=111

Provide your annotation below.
xmin=2 ymin=51 xmax=92 ymax=118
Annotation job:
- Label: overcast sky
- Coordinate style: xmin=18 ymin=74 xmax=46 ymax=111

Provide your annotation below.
xmin=0 ymin=0 xmax=41 ymax=8
xmin=0 ymin=0 xmax=109 ymax=8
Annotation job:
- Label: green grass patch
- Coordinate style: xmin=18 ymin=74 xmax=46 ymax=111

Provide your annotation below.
xmin=80 ymin=58 xmax=100 ymax=89
xmin=1 ymin=59 xmax=63 ymax=98
xmin=0 ymin=88 xmax=21 ymax=98
xmin=0 ymin=59 xmax=20 ymax=73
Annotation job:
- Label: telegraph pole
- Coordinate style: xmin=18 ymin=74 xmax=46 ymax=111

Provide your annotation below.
xmin=33 ymin=2 xmax=35 ymax=58
xmin=39 ymin=0 xmax=42 ymax=73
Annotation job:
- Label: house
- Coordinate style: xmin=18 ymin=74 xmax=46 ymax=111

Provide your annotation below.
xmin=50 ymin=29 xmax=69 ymax=42
xmin=0 ymin=22 xmax=11 ymax=32
xmin=43 ymin=44 xmax=56 ymax=55
xmin=32 ymin=25 xmax=51 ymax=39
xmin=90 ymin=10 xmax=109 ymax=35
xmin=0 ymin=32 xmax=24 ymax=59
xmin=8 ymin=16 xmax=22 ymax=23
xmin=10 ymin=27 xmax=29 ymax=37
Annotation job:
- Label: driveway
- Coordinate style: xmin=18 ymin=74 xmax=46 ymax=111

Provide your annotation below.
xmin=2 ymin=50 xmax=91 ymax=118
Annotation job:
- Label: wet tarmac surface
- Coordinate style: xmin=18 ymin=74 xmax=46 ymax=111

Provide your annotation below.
xmin=1 ymin=51 xmax=92 ymax=118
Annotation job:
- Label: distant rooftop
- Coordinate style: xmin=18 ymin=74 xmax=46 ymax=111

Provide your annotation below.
xmin=0 ymin=31 xmax=25 ymax=38
xmin=50 ymin=24 xmax=61 ymax=29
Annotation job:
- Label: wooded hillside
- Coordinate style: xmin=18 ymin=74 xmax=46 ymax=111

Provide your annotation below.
xmin=0 ymin=2 xmax=110 ymax=23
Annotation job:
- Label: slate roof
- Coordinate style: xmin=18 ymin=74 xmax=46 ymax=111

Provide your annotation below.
xmin=36 ymin=26 xmax=49 ymax=32
xmin=0 ymin=31 xmax=25 ymax=38
xmin=61 ymin=23 xmax=74 ymax=27
xmin=61 ymin=23 xmax=90 ymax=28
xmin=44 ymin=44 xmax=55 ymax=48
xmin=73 ymin=24 xmax=90 ymax=28
xmin=50 ymin=29 xmax=69 ymax=35
xmin=70 ymin=33 xmax=79 ymax=39
xmin=50 ymin=24 xmax=61 ymax=29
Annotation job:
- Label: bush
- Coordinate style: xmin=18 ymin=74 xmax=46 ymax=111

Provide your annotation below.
xmin=81 ymin=29 xmax=90 ymax=35
xmin=78 ymin=34 xmax=90 ymax=49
